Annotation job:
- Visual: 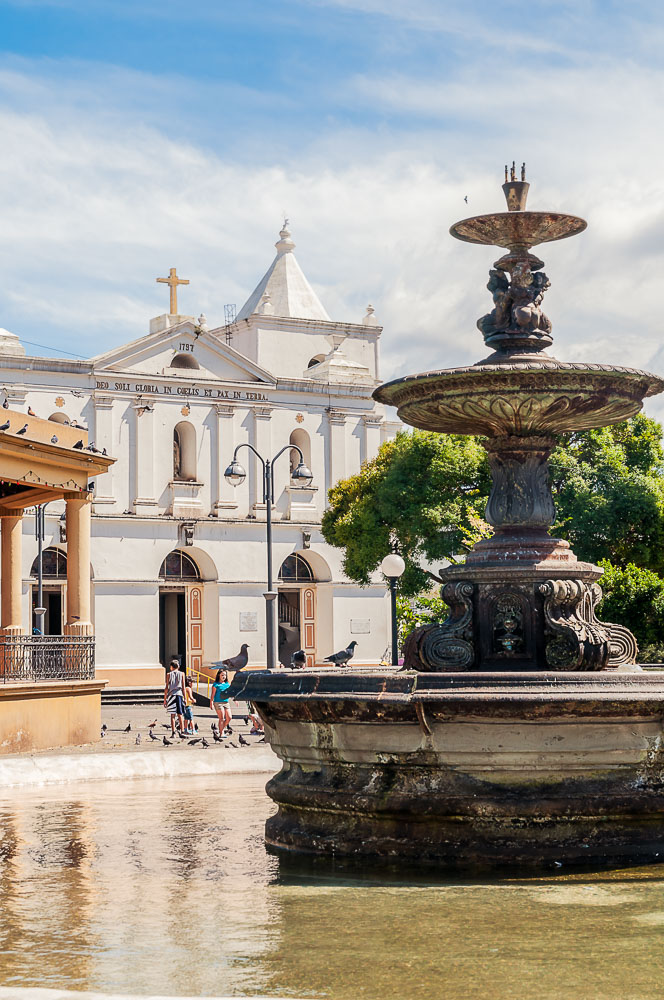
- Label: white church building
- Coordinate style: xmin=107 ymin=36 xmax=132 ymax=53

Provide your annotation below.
xmin=1 ymin=225 xmax=399 ymax=687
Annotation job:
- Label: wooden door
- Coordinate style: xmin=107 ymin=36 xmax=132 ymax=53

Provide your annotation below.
xmin=187 ymin=585 xmax=203 ymax=673
xmin=301 ymin=586 xmax=316 ymax=668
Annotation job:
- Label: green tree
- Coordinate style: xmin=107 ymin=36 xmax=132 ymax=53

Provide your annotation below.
xmin=597 ymin=560 xmax=664 ymax=661
xmin=321 ymin=430 xmax=491 ymax=596
xmin=322 ymin=415 xmax=664 ymax=596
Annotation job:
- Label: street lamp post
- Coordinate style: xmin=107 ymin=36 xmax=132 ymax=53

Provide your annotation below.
xmin=33 ymin=504 xmax=48 ymax=634
xmin=225 ymin=443 xmax=313 ymax=670
xmin=380 ymin=550 xmax=405 ymax=667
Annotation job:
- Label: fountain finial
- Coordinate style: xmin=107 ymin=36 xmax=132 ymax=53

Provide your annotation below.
xmin=502 ymin=161 xmax=529 ymax=212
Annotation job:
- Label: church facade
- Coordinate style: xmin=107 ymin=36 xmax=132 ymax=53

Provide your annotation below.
xmin=1 ymin=225 xmax=399 ymax=686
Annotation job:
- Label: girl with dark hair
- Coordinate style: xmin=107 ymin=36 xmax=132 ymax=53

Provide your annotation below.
xmin=211 ymin=668 xmax=231 ymax=734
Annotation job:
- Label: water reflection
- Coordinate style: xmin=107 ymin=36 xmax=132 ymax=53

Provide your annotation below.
xmin=0 ymin=774 xmax=663 ymax=999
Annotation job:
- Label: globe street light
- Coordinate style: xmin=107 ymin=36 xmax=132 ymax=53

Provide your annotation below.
xmin=225 ymin=443 xmax=313 ymax=669
xmin=380 ymin=550 xmax=405 ymax=667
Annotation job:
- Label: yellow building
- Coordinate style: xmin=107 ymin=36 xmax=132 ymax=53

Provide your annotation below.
xmin=0 ymin=408 xmax=112 ymax=752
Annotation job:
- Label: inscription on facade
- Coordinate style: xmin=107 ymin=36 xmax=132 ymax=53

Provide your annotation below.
xmin=350 ymin=619 xmax=371 ymax=634
xmin=239 ymin=612 xmax=259 ymax=632
xmin=95 ymin=380 xmax=268 ymax=402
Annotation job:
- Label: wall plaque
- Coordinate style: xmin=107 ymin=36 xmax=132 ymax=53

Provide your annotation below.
xmin=350 ymin=619 xmax=371 ymax=634
xmin=239 ymin=612 xmax=258 ymax=632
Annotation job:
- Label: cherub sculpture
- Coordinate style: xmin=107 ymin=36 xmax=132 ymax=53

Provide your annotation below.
xmin=477 ymin=263 xmax=552 ymax=339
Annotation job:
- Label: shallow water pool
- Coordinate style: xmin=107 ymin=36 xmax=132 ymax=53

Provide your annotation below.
xmin=0 ymin=772 xmax=663 ymax=999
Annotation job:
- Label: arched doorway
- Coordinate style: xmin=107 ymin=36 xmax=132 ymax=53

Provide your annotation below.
xmin=278 ymin=553 xmax=317 ymax=667
xmin=30 ymin=547 xmax=67 ymax=635
xmin=158 ymin=550 xmax=202 ymax=673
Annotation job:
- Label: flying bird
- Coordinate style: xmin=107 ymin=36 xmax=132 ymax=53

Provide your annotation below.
xmin=290 ymin=649 xmax=307 ymax=669
xmin=324 ymin=641 xmax=358 ymax=667
xmin=124 ymin=723 xmax=131 ymax=732
xmin=0 ymin=421 xmax=9 ymax=432
xmin=464 ymin=195 xmax=468 ymax=203
xmin=50 ymin=435 xmax=58 ymax=444
xmin=27 ymin=406 xmax=35 ymax=416
xmin=15 ymin=424 xmax=28 ymax=435
xmin=73 ymin=440 xmax=84 ymax=450
xmin=221 ymin=643 xmax=250 ymax=671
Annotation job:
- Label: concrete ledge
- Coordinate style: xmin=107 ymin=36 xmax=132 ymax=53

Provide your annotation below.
xmin=0 ymin=680 xmax=105 ymax=754
xmin=0 ymin=745 xmax=277 ymax=788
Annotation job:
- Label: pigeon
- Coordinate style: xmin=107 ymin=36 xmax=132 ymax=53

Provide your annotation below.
xmin=213 ymin=732 xmax=222 ymax=743
xmin=162 ymin=724 xmax=171 ymax=730
xmin=194 ymin=723 xmax=198 ymax=732
xmin=243 ymin=716 xmax=249 ymax=725
xmin=71 ymin=390 xmax=84 ymax=398
xmin=73 ymin=440 xmax=84 ymax=450
xmin=50 ymin=435 xmax=58 ymax=444
xmin=201 ymin=738 xmax=209 ymax=748
xmin=221 ymin=643 xmax=250 ymax=671
xmin=1 ymin=398 xmax=8 ymax=409
xmin=101 ymin=724 xmax=107 ymax=732
xmin=15 ymin=424 xmax=28 ymax=435
xmin=238 ymin=734 xmax=249 ymax=747
xmin=27 ymin=406 xmax=35 ymax=417
xmin=100 ymin=730 xmax=105 ymax=738
xmin=290 ymin=649 xmax=307 ymax=669
xmin=147 ymin=720 xmax=157 ymax=728
xmin=124 ymin=723 xmax=131 ymax=733
xmin=211 ymin=722 xmax=218 ymax=732
xmin=102 ymin=448 xmax=107 ymax=456
xmin=189 ymin=738 xmax=201 ymax=745
xmin=177 ymin=730 xmax=187 ymax=739
xmin=135 ymin=734 xmax=141 ymax=745
xmin=225 ymin=725 xmax=233 ymax=735
xmin=163 ymin=736 xmax=172 ymax=746
xmin=0 ymin=421 xmax=9 ymax=432
xmin=86 ymin=442 xmax=100 ymax=453
xmin=324 ymin=640 xmax=358 ymax=667
xmin=148 ymin=730 xmax=158 ymax=741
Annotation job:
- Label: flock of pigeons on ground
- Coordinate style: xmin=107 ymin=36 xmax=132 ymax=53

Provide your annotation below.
xmin=0 ymin=395 xmax=106 ymax=453
xmin=101 ymin=717 xmax=266 ymax=749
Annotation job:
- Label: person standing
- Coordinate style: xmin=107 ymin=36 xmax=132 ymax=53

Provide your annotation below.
xmin=164 ymin=658 xmax=186 ymax=738
xmin=210 ymin=669 xmax=232 ymax=735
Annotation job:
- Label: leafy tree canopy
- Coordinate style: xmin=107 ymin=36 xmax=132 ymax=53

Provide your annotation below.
xmin=322 ymin=415 xmax=664 ymax=596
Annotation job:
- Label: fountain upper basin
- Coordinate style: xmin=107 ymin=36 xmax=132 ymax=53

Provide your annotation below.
xmin=374 ymin=360 xmax=664 ymax=436
xmin=450 ymin=210 xmax=587 ymax=249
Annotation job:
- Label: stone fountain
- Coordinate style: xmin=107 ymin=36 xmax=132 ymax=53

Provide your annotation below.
xmin=231 ymin=167 xmax=664 ymax=869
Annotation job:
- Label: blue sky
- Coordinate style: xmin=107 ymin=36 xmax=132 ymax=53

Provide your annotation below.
xmin=2 ymin=0 xmax=664 ymax=407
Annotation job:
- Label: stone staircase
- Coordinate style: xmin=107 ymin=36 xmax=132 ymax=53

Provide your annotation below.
xmin=101 ymin=686 xmax=164 ymax=706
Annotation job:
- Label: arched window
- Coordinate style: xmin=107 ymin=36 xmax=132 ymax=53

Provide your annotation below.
xmin=289 ymin=427 xmax=312 ymax=477
xmin=170 ymin=353 xmax=200 ymax=370
xmin=307 ymin=355 xmax=325 ymax=368
xmin=159 ymin=550 xmax=200 ymax=580
xmin=48 ymin=412 xmax=70 ymax=424
xmin=279 ymin=553 xmax=314 ymax=582
xmin=173 ymin=421 xmax=197 ymax=481
xmin=30 ymin=547 xmax=67 ymax=579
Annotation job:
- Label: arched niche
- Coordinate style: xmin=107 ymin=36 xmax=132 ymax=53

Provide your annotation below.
xmin=289 ymin=427 xmax=311 ymax=475
xmin=173 ymin=421 xmax=197 ymax=481
xmin=307 ymin=355 xmax=325 ymax=368
xmin=170 ymin=353 xmax=200 ymax=370
xmin=48 ymin=412 xmax=70 ymax=424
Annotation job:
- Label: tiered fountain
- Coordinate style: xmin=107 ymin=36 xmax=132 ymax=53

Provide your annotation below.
xmin=232 ymin=168 xmax=664 ymax=869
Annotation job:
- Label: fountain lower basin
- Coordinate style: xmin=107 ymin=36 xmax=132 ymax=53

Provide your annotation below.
xmin=231 ymin=668 xmax=664 ymax=870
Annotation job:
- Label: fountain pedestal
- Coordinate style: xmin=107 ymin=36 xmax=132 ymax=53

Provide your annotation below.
xmin=233 ymin=167 xmax=664 ymax=869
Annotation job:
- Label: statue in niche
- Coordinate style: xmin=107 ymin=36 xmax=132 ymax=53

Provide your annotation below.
xmin=173 ymin=429 xmax=182 ymax=481
xmin=478 ymin=263 xmax=552 ymax=339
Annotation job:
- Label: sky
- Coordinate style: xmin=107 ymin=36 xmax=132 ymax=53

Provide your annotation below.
xmin=2 ymin=0 xmax=664 ymax=415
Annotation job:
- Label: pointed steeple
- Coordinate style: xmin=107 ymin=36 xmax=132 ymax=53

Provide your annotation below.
xmin=237 ymin=223 xmax=331 ymax=321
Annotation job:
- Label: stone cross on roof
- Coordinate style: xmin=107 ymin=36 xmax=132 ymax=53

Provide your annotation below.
xmin=156 ymin=268 xmax=189 ymax=316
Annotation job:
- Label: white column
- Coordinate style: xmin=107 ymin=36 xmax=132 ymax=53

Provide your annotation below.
xmin=251 ymin=406 xmax=272 ymax=515
xmin=212 ymin=404 xmax=239 ymax=515
xmin=132 ymin=401 xmax=157 ymax=512
xmin=328 ymin=409 xmax=347 ymax=489
xmin=64 ymin=494 xmax=93 ymax=636
xmin=362 ymin=413 xmax=383 ymax=464
xmin=92 ymin=394 xmax=114 ymax=504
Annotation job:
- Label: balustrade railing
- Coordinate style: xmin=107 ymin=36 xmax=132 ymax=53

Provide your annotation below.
xmin=0 ymin=635 xmax=95 ymax=682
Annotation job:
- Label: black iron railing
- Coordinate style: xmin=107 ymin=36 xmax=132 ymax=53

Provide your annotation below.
xmin=0 ymin=635 xmax=95 ymax=682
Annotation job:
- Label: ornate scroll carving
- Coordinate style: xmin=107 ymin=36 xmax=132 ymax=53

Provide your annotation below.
xmin=538 ymin=579 xmax=610 ymax=671
xmin=483 ymin=436 xmax=555 ymax=529
xmin=402 ymin=582 xmax=475 ymax=672
xmin=605 ymin=622 xmax=639 ymax=667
